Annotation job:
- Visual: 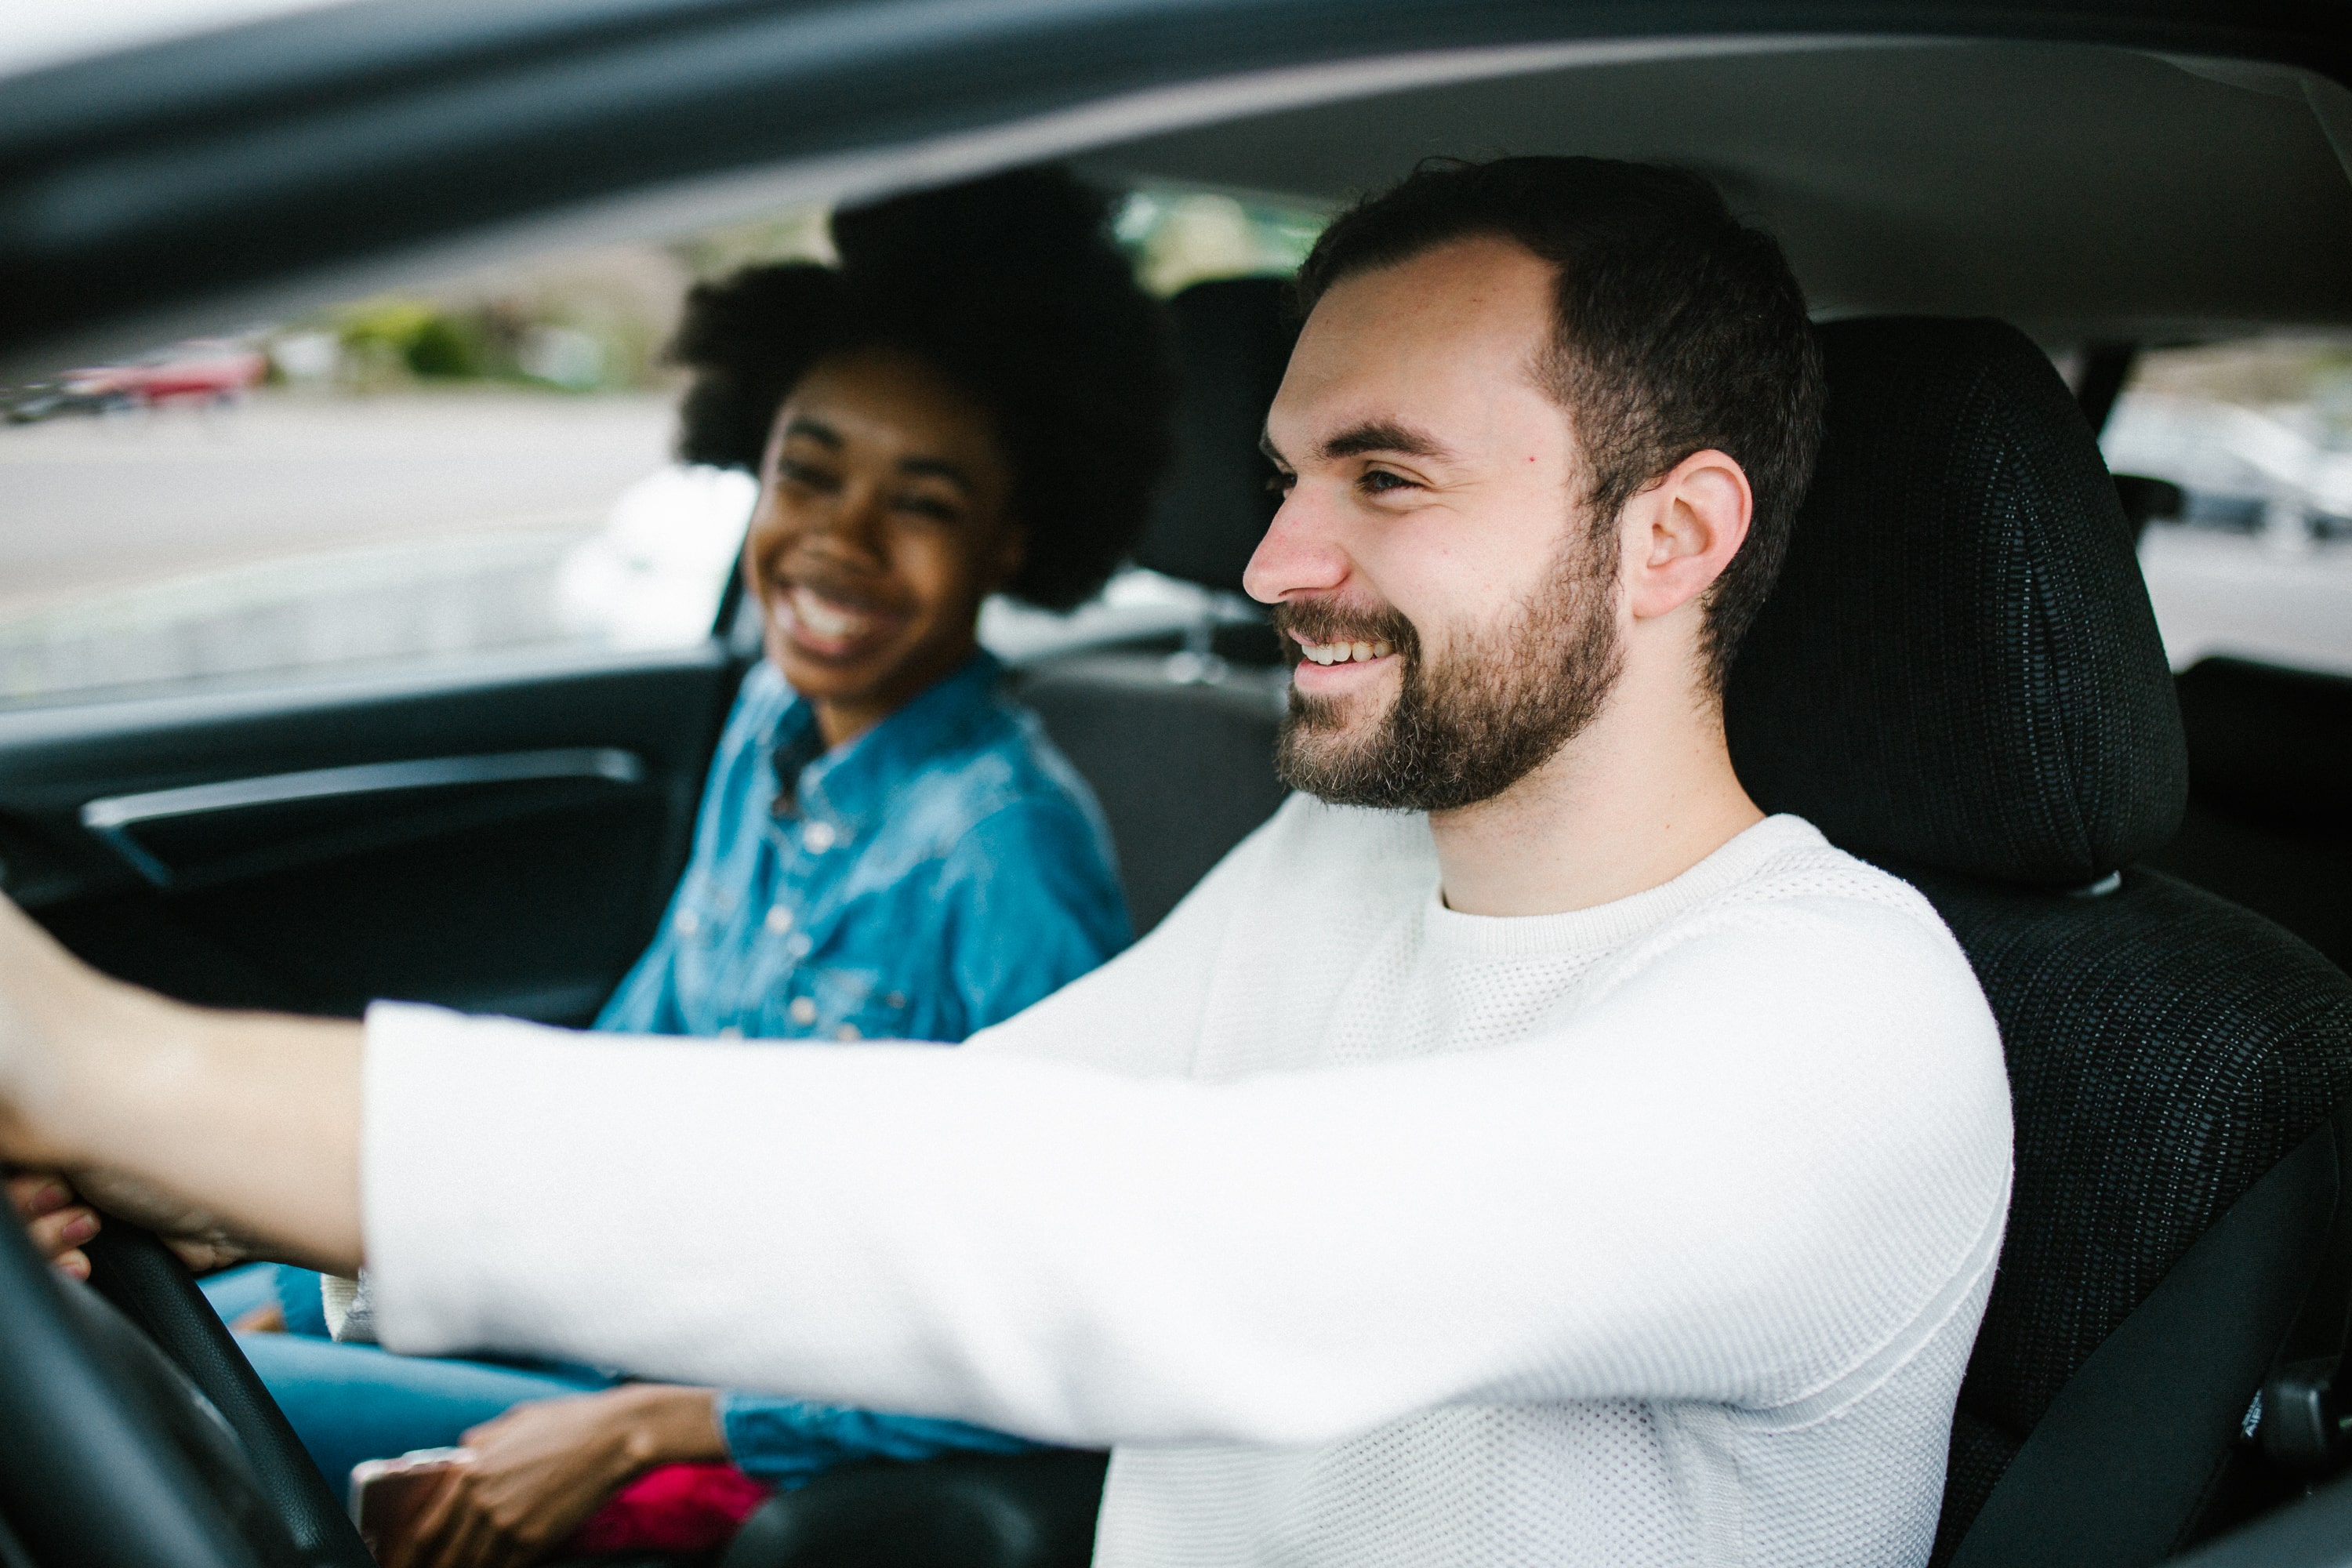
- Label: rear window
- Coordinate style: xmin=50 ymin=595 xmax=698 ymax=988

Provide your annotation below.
xmin=2102 ymin=335 xmax=2352 ymax=676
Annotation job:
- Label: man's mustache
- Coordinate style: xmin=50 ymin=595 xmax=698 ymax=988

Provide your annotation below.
xmin=1270 ymin=600 xmax=1419 ymax=659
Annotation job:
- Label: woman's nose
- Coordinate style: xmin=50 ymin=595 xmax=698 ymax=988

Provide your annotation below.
xmin=1242 ymin=490 xmax=1349 ymax=606
xmin=810 ymin=483 xmax=890 ymax=557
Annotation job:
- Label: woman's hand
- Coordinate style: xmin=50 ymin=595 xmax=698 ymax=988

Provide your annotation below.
xmin=385 ymin=1385 xmax=728 ymax=1568
xmin=7 ymin=1171 xmax=100 ymax=1279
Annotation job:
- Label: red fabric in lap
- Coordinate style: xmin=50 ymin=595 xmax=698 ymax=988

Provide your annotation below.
xmin=562 ymin=1462 xmax=771 ymax=1555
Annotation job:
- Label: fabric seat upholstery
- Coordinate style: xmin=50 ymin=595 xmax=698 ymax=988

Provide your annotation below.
xmin=1020 ymin=275 xmax=1299 ymax=933
xmin=1726 ymin=317 xmax=2352 ymax=1566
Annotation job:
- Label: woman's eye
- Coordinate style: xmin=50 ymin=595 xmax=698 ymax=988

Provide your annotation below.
xmin=895 ymin=494 xmax=961 ymax=524
xmin=776 ymin=459 xmax=835 ymax=489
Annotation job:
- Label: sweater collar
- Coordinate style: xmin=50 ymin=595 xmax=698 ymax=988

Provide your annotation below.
xmin=1418 ymin=815 xmax=1827 ymax=959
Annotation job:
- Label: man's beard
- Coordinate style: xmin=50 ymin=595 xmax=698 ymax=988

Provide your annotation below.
xmin=1272 ymin=534 xmax=1624 ymax=814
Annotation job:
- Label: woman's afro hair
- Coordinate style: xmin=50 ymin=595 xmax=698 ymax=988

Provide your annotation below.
xmin=670 ymin=167 xmax=1175 ymax=611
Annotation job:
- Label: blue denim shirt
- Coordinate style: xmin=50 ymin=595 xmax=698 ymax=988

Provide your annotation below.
xmin=596 ymin=649 xmax=1129 ymax=1482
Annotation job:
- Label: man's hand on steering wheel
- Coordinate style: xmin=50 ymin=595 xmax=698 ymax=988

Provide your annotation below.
xmin=7 ymin=1167 xmax=257 ymax=1277
xmin=8 ymin=1169 xmax=100 ymax=1279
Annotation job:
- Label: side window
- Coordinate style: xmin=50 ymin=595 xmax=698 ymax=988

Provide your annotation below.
xmin=2102 ymin=336 xmax=2352 ymax=676
xmin=0 ymin=238 xmax=804 ymax=710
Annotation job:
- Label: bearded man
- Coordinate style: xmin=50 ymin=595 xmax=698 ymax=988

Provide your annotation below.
xmin=1 ymin=158 xmax=2011 ymax=1568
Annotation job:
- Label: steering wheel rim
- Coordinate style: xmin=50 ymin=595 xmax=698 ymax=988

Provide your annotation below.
xmin=0 ymin=1203 xmax=371 ymax=1568
xmin=0 ymin=1200 xmax=265 ymax=1567
xmin=79 ymin=1226 xmax=376 ymax=1568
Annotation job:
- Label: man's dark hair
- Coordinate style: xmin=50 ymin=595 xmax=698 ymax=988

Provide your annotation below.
xmin=670 ymin=167 xmax=1174 ymax=611
xmin=1295 ymin=157 xmax=1824 ymax=691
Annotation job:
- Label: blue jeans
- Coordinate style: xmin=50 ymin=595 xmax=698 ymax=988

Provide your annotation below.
xmin=201 ymin=1265 xmax=613 ymax=1494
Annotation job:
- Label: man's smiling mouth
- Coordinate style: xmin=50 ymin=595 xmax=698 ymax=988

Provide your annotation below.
xmin=1294 ymin=635 xmax=1396 ymax=666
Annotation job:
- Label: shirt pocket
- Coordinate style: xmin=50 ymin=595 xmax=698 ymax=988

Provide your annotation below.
xmin=663 ymin=881 xmax=733 ymax=1007
xmin=782 ymin=964 xmax=915 ymax=1042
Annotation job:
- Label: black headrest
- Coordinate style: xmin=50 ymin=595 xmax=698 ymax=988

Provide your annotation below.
xmin=1131 ymin=277 xmax=1299 ymax=596
xmin=1726 ymin=318 xmax=2188 ymax=887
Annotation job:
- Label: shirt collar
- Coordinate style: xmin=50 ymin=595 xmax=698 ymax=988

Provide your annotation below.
xmin=777 ymin=651 xmax=1006 ymax=842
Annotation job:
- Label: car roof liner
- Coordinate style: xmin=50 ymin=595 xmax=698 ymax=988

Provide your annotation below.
xmin=0 ymin=0 xmax=2346 ymax=376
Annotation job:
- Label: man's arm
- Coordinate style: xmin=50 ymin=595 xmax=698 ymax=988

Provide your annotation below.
xmin=1 ymin=890 xmax=2006 ymax=1450
xmin=0 ymin=896 xmax=364 ymax=1272
xmin=361 ymin=903 xmax=2008 ymax=1448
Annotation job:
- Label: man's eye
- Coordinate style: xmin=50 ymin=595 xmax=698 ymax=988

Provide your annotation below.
xmin=1265 ymin=470 xmax=1296 ymax=494
xmin=1360 ymin=470 xmax=1414 ymax=494
xmin=776 ymin=459 xmax=835 ymax=489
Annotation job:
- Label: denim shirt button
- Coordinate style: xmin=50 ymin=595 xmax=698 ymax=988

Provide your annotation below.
xmin=786 ymin=932 xmax=813 ymax=959
xmin=801 ymin=820 xmax=837 ymax=853
xmin=764 ymin=906 xmax=794 ymax=935
xmin=674 ymin=909 xmax=700 ymax=937
xmin=788 ymin=996 xmax=818 ymax=1025
xmin=835 ymin=1023 xmax=862 ymax=1041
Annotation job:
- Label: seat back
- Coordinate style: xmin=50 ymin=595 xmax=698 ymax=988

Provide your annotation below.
xmin=1726 ymin=318 xmax=2352 ymax=1566
xmin=1020 ymin=276 xmax=1298 ymax=931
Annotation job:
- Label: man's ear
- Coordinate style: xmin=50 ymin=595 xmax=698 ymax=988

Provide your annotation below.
xmin=1624 ymin=449 xmax=1751 ymax=622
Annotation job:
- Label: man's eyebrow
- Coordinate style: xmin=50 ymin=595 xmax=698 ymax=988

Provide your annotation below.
xmin=1318 ymin=419 xmax=1454 ymax=463
xmin=779 ymin=416 xmax=843 ymax=448
xmin=898 ymin=456 xmax=977 ymax=493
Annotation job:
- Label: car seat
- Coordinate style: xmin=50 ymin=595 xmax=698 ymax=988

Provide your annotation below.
xmin=1726 ymin=317 xmax=2352 ymax=1566
xmin=1018 ymin=276 xmax=1300 ymax=933
xmin=2146 ymin=656 xmax=2351 ymax=975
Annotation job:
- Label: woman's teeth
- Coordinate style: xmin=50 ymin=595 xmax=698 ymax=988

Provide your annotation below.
xmin=787 ymin=586 xmax=875 ymax=641
xmin=1298 ymin=639 xmax=1394 ymax=666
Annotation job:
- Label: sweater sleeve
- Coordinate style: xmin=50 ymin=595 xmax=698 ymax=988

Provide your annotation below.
xmin=361 ymin=898 xmax=2009 ymax=1449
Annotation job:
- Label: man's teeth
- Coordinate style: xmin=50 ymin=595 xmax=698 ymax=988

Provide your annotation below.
xmin=789 ymin=587 xmax=871 ymax=640
xmin=1298 ymin=639 xmax=1394 ymax=666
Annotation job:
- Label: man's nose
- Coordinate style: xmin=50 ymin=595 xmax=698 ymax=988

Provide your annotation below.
xmin=1241 ymin=489 xmax=1350 ymax=606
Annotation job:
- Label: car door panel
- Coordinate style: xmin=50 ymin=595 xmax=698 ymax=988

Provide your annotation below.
xmin=0 ymin=645 xmax=745 ymax=1024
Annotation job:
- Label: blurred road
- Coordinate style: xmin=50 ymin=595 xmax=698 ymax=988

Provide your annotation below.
xmin=0 ymin=390 xmax=675 ymax=613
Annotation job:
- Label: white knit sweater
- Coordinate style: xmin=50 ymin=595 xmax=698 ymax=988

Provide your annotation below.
xmin=364 ymin=802 xmax=2011 ymax=1567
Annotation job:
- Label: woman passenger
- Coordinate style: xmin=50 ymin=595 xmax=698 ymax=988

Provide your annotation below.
xmin=207 ymin=165 xmax=1173 ymax=1563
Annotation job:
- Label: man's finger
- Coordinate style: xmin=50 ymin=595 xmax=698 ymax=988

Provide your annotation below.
xmin=24 ymin=1201 xmax=99 ymax=1264
xmin=6 ymin=1171 xmax=74 ymax=1219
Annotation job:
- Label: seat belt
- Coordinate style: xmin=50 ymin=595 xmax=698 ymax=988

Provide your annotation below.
xmin=1951 ymin=1112 xmax=2343 ymax=1568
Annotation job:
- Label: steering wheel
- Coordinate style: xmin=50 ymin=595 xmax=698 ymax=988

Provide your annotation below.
xmin=0 ymin=1203 xmax=373 ymax=1568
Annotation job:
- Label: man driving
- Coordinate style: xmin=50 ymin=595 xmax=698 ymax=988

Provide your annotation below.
xmin=1 ymin=156 xmax=2010 ymax=1568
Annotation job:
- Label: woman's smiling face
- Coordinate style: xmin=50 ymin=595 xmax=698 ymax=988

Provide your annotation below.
xmin=744 ymin=348 xmax=1023 ymax=743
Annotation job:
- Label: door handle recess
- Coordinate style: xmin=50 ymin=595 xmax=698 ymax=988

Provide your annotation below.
xmin=80 ymin=748 xmax=647 ymax=887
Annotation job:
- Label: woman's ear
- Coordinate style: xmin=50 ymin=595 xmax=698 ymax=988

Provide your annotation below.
xmin=1624 ymin=449 xmax=1751 ymax=622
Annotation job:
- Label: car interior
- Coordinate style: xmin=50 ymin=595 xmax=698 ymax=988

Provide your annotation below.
xmin=0 ymin=5 xmax=2349 ymax=1568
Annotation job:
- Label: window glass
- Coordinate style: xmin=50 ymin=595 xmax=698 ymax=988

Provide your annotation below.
xmin=0 ymin=241 xmax=800 ymax=709
xmin=0 ymin=183 xmax=1322 ymax=710
xmin=1113 ymin=187 xmax=1327 ymax=296
xmin=2103 ymin=335 xmax=2352 ymax=676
